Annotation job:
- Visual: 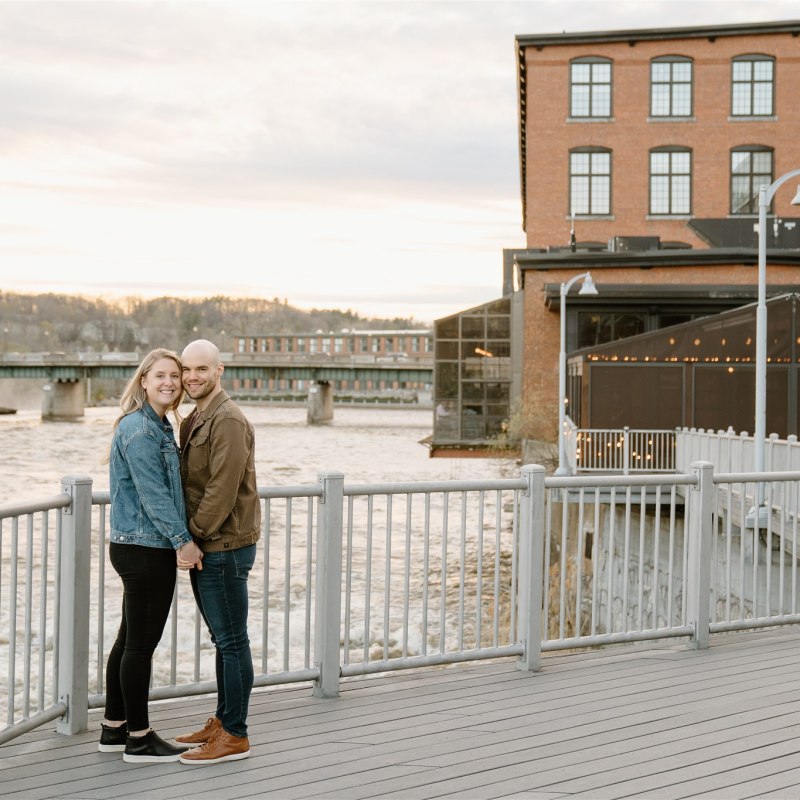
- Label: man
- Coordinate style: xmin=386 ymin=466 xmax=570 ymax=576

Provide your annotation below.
xmin=175 ymin=339 xmax=261 ymax=765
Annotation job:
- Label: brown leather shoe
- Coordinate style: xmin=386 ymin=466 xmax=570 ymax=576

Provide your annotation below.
xmin=174 ymin=716 xmax=222 ymax=744
xmin=179 ymin=730 xmax=250 ymax=765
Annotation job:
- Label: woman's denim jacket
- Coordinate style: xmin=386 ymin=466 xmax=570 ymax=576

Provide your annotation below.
xmin=109 ymin=402 xmax=193 ymax=550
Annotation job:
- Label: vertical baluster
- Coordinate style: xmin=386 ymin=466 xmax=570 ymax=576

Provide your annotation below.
xmin=793 ymin=481 xmax=799 ymax=614
xmin=724 ymin=482 xmax=733 ymax=622
xmin=383 ymin=494 xmax=393 ymax=661
xmin=343 ymin=495 xmax=354 ymax=667
xmin=509 ymin=489 xmax=518 ymax=645
xmin=283 ymin=499 xmax=292 ymax=671
xmin=24 ymin=514 xmax=33 ymax=717
xmin=605 ymin=488 xmax=616 ymax=633
xmin=652 ymin=486 xmax=662 ymax=629
xmin=590 ymin=488 xmax=600 ymax=636
xmin=751 ymin=481 xmax=760 ymax=619
xmin=637 ymin=486 xmax=646 ymax=630
xmin=543 ymin=487 xmax=552 ymax=640
xmin=622 ymin=487 xmax=632 ymax=632
xmin=9 ymin=517 xmax=18 ymax=724
xmin=474 ymin=491 xmax=486 ymax=650
xmin=96 ymin=504 xmax=106 ymax=693
xmin=440 ymin=492 xmax=449 ymax=653
xmin=422 ymin=493 xmax=430 ymax=656
xmin=558 ymin=489 xmax=568 ymax=640
xmin=575 ymin=488 xmax=585 ymax=638
xmin=53 ymin=511 xmax=62 ymax=706
xmin=305 ymin=495 xmax=314 ymax=668
xmin=364 ymin=495 xmax=374 ymax=663
xmin=261 ymin=497 xmax=271 ymax=675
xmin=402 ymin=494 xmax=412 ymax=658
xmin=38 ymin=511 xmax=49 ymax=711
xmin=667 ymin=485 xmax=676 ymax=626
xmin=458 ymin=492 xmax=466 ymax=651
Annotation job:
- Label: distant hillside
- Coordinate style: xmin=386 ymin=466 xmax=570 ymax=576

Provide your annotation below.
xmin=0 ymin=292 xmax=424 ymax=354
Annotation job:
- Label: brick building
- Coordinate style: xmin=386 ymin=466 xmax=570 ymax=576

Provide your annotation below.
xmin=432 ymin=20 xmax=800 ymax=456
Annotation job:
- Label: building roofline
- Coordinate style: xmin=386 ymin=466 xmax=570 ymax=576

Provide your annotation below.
xmin=514 ymin=247 xmax=800 ymax=271
xmin=516 ymin=20 xmax=800 ymax=49
xmin=514 ymin=20 xmax=800 ymax=234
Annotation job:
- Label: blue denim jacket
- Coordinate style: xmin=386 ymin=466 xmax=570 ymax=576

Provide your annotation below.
xmin=109 ymin=402 xmax=193 ymax=550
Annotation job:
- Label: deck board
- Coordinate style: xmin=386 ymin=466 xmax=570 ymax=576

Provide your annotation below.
xmin=3 ymin=628 xmax=800 ymax=799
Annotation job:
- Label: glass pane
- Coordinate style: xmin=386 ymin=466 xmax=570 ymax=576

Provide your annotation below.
xmin=571 ymin=85 xmax=590 ymax=116
xmin=651 ymin=175 xmax=669 ymax=213
xmin=651 ymin=84 xmax=670 ymax=115
xmin=435 ymin=340 xmax=459 ymax=359
xmin=591 ymin=176 xmax=610 ymax=214
xmin=435 ymin=363 xmax=458 ymax=398
xmin=671 ymin=175 xmax=690 ymax=213
xmin=672 ymin=84 xmax=691 ymax=115
xmin=753 ymin=83 xmax=772 ymax=114
xmin=591 ymin=85 xmax=610 ymax=116
xmin=732 ymin=84 xmax=751 ymax=115
xmin=485 ymin=298 xmax=510 ymax=314
xmin=592 ymin=62 xmax=610 ymax=82
xmin=461 ymin=316 xmax=484 ymax=338
xmin=731 ymin=151 xmax=751 ymax=173
xmin=672 ymin=152 xmax=690 ymax=173
xmin=731 ymin=175 xmax=753 ymax=214
xmin=753 ymin=60 xmax=773 ymax=80
xmin=487 ymin=340 xmax=511 ymax=357
xmin=571 ymin=63 xmax=591 ymax=82
xmin=733 ymin=61 xmax=752 ymax=80
xmin=672 ymin=61 xmax=691 ymax=81
xmin=487 ymin=316 xmax=510 ymax=337
xmin=461 ymin=340 xmax=485 ymax=359
xmin=571 ymin=152 xmax=590 ymax=173
xmin=752 ymin=151 xmax=772 ymax=173
xmin=651 ymin=62 xmax=670 ymax=81
xmin=614 ymin=314 xmax=646 ymax=339
xmin=591 ymin=151 xmax=610 ymax=173
xmin=436 ymin=317 xmax=459 ymax=338
xmin=651 ymin=152 xmax=670 ymax=173
xmin=571 ymin=177 xmax=589 ymax=214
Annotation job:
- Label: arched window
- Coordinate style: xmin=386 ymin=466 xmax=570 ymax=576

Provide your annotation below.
xmin=570 ymin=147 xmax=611 ymax=216
xmin=730 ymin=146 xmax=773 ymax=214
xmin=650 ymin=56 xmax=692 ymax=117
xmin=649 ymin=147 xmax=691 ymax=215
xmin=570 ymin=57 xmax=612 ymax=118
xmin=731 ymin=55 xmax=774 ymax=116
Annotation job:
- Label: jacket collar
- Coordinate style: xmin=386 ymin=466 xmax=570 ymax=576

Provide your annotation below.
xmin=192 ymin=389 xmax=230 ymax=426
xmin=142 ymin=400 xmax=172 ymax=429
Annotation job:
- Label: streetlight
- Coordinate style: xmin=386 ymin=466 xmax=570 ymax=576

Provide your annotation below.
xmin=556 ymin=271 xmax=598 ymax=476
xmin=754 ymin=169 xmax=800 ymax=484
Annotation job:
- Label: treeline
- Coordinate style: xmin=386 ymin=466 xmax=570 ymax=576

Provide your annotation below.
xmin=0 ymin=292 xmax=422 ymax=354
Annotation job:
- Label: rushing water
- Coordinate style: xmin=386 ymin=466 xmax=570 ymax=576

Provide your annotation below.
xmin=1 ymin=403 xmax=520 ymax=710
xmin=0 ymin=404 xmax=516 ymax=502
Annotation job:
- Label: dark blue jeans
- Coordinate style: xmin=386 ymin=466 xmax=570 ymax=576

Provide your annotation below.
xmin=190 ymin=544 xmax=256 ymax=738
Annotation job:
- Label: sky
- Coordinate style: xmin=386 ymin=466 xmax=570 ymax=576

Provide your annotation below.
xmin=0 ymin=1 xmax=798 ymax=323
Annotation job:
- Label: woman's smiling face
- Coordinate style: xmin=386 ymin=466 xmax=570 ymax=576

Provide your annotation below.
xmin=141 ymin=357 xmax=182 ymax=416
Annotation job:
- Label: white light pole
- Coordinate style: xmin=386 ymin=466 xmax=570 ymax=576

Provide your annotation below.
xmin=754 ymin=169 xmax=800 ymax=484
xmin=556 ymin=271 xmax=598 ymax=476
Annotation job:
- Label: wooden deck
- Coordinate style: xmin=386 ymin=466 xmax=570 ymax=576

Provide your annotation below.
xmin=4 ymin=628 xmax=800 ymax=799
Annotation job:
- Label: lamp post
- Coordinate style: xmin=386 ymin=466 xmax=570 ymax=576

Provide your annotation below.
xmin=754 ymin=169 xmax=800 ymax=484
xmin=556 ymin=271 xmax=598 ymax=476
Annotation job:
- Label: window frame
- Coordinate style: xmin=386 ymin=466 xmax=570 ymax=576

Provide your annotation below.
xmin=730 ymin=145 xmax=774 ymax=215
xmin=569 ymin=147 xmax=612 ymax=217
xmin=649 ymin=146 xmax=692 ymax=216
xmin=569 ymin=57 xmax=612 ymax=119
xmin=650 ymin=55 xmax=693 ymax=118
xmin=731 ymin=54 xmax=775 ymax=117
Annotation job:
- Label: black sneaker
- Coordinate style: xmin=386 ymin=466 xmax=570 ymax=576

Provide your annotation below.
xmin=123 ymin=730 xmax=188 ymax=763
xmin=98 ymin=722 xmax=128 ymax=752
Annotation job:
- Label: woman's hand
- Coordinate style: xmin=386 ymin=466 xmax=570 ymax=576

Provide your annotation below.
xmin=177 ymin=540 xmax=204 ymax=571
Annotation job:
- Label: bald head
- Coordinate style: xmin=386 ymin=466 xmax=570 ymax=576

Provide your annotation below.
xmin=181 ymin=339 xmax=224 ymax=410
xmin=182 ymin=339 xmax=221 ymax=367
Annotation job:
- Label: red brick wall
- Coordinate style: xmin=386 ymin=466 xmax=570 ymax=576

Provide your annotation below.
xmin=523 ymin=32 xmax=800 ymax=248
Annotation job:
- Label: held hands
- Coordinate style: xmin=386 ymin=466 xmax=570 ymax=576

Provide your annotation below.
xmin=177 ymin=540 xmax=204 ymax=571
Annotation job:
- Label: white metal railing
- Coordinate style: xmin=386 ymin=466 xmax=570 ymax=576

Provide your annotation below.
xmin=676 ymin=427 xmax=800 ymax=474
xmin=575 ymin=427 xmax=676 ymax=473
xmin=6 ymin=463 xmax=800 ymax=745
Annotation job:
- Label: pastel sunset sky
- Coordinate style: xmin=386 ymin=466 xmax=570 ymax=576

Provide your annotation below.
xmin=0 ymin=0 xmax=797 ymax=322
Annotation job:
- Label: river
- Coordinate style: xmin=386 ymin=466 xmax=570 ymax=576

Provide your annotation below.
xmin=0 ymin=404 xmax=516 ymax=502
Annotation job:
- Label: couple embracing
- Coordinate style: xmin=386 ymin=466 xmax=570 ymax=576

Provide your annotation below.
xmin=99 ymin=339 xmax=260 ymax=765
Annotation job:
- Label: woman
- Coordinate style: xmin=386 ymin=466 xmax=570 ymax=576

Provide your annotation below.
xmin=99 ymin=348 xmax=204 ymax=763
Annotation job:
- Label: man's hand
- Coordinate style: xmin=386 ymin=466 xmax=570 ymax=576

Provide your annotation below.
xmin=177 ymin=540 xmax=204 ymax=571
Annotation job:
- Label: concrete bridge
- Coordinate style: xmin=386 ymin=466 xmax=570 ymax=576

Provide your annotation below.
xmin=0 ymin=352 xmax=433 ymax=422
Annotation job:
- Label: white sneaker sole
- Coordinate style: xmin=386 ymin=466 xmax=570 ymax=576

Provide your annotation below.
xmin=123 ymin=753 xmax=182 ymax=763
xmin=98 ymin=743 xmax=126 ymax=753
xmin=179 ymin=750 xmax=250 ymax=765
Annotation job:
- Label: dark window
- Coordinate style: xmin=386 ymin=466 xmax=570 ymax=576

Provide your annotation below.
xmin=578 ymin=312 xmax=646 ymax=348
xmin=730 ymin=146 xmax=773 ymax=214
xmin=649 ymin=148 xmax=691 ymax=215
xmin=650 ymin=57 xmax=692 ymax=117
xmin=732 ymin=56 xmax=774 ymax=116
xmin=570 ymin=58 xmax=611 ymax=117
xmin=570 ymin=149 xmax=611 ymax=215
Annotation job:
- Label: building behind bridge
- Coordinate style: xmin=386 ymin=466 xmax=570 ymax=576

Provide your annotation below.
xmin=231 ymin=329 xmax=432 ymax=396
xmin=431 ymin=19 xmax=800 ymax=458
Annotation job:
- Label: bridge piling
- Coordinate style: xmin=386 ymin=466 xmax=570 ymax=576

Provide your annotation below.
xmin=42 ymin=379 xmax=85 ymax=421
xmin=307 ymin=381 xmax=334 ymax=424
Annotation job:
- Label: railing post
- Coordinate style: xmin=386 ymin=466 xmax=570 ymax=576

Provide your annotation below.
xmin=622 ymin=427 xmax=630 ymax=475
xmin=56 ymin=475 xmax=92 ymax=735
xmin=686 ymin=461 xmax=714 ymax=650
xmin=313 ymin=471 xmax=344 ymax=698
xmin=517 ymin=464 xmax=545 ymax=672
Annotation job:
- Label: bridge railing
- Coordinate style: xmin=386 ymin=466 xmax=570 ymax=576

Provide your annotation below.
xmin=6 ymin=463 xmax=800 ymax=744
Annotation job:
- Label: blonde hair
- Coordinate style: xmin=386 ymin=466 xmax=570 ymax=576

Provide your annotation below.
xmin=112 ymin=348 xmax=184 ymax=431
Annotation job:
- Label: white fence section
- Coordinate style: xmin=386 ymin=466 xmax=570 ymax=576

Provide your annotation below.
xmin=574 ymin=426 xmax=676 ymax=473
xmin=676 ymin=427 xmax=800 ymax=475
xmin=6 ymin=463 xmax=800 ymax=745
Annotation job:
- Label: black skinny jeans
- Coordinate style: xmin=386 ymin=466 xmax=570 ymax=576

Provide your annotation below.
xmin=105 ymin=543 xmax=176 ymax=731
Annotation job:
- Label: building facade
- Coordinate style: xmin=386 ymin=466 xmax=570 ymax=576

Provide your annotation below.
xmin=432 ymin=20 xmax=800 ymax=456
xmin=231 ymin=330 xmax=432 ymax=395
